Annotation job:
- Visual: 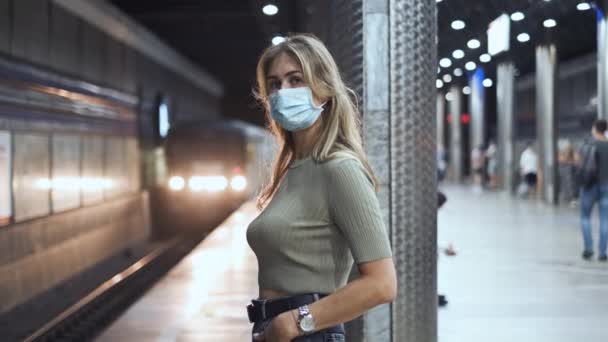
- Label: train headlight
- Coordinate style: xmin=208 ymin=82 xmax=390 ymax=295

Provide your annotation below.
xmin=168 ymin=176 xmax=185 ymax=191
xmin=189 ymin=176 xmax=228 ymax=192
xmin=231 ymin=175 xmax=247 ymax=192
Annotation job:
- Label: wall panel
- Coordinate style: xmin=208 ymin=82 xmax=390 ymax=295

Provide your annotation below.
xmin=51 ymin=134 xmax=81 ymax=212
xmin=12 ymin=0 xmax=49 ymax=66
xmin=49 ymin=3 xmax=81 ymax=75
xmin=81 ymin=136 xmax=104 ymax=205
xmin=0 ymin=0 xmax=10 ymax=54
xmin=13 ymin=133 xmax=50 ymax=221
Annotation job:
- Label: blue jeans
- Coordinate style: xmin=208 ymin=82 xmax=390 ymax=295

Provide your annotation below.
xmin=580 ymin=184 xmax=608 ymax=257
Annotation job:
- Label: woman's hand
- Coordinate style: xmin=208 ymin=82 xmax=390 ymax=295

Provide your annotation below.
xmin=263 ymin=310 xmax=300 ymax=342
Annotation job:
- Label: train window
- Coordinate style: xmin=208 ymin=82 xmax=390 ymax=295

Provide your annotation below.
xmin=0 ymin=131 xmax=12 ymax=226
xmin=158 ymin=101 xmax=170 ymax=139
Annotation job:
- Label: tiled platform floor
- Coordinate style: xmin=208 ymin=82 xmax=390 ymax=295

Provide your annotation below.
xmin=438 ymin=186 xmax=608 ymax=342
xmin=97 ymin=203 xmax=260 ymax=342
xmin=97 ymin=186 xmax=608 ymax=341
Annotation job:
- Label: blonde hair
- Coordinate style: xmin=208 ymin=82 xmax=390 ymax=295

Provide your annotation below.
xmin=255 ymin=34 xmax=377 ymax=209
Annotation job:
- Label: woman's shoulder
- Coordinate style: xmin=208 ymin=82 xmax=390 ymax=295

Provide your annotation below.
xmin=319 ymin=154 xmax=373 ymax=184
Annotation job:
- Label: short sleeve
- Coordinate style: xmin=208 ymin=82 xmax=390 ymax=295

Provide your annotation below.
xmin=324 ymin=158 xmax=392 ymax=263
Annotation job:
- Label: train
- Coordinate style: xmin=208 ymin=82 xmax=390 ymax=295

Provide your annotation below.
xmin=155 ymin=119 xmax=275 ymax=234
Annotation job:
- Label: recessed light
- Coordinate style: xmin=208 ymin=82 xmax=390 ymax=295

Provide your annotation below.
xmin=262 ymin=4 xmax=279 ymax=16
xmin=272 ymin=35 xmax=286 ymax=45
xmin=577 ymin=2 xmax=591 ymax=11
xmin=436 ymin=0 xmax=443 ymax=3
xmin=465 ymin=61 xmax=477 ymax=71
xmin=454 ymin=68 xmax=463 ymax=77
xmin=467 ymin=39 xmax=481 ymax=49
xmin=446 ymin=92 xmax=454 ymax=101
xmin=479 ymin=54 xmax=492 ymax=63
xmin=483 ymin=78 xmax=493 ymax=88
xmin=543 ymin=19 xmax=557 ymax=28
xmin=511 ymin=12 xmax=525 ymax=21
xmin=453 ymin=49 xmax=465 ymax=59
xmin=451 ymin=20 xmax=466 ymax=30
xmin=463 ymin=86 xmax=471 ymax=95
xmin=517 ymin=33 xmax=530 ymax=42
xmin=437 ymin=79 xmax=444 ymax=88
xmin=440 ymin=58 xmax=452 ymax=68
xmin=443 ymin=74 xmax=453 ymax=83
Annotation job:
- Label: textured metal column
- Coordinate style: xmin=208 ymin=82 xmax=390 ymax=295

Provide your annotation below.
xmin=389 ymin=0 xmax=437 ymax=341
xmin=536 ymin=45 xmax=558 ymax=204
xmin=599 ymin=1 xmax=608 ymax=119
xmin=449 ymin=85 xmax=463 ymax=182
xmin=437 ymin=92 xmax=445 ymax=148
xmin=497 ymin=62 xmax=515 ymax=192
xmin=469 ymin=68 xmax=485 ymax=149
xmin=358 ymin=0 xmax=392 ymax=341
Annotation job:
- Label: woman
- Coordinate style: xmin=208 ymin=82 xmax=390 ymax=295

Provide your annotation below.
xmin=246 ymin=34 xmax=397 ymax=342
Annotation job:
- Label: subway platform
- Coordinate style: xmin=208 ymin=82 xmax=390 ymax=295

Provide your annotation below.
xmin=97 ymin=186 xmax=608 ymax=341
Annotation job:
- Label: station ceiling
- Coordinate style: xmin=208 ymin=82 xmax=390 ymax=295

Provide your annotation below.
xmin=437 ymin=0 xmax=596 ymax=86
xmin=111 ymin=0 xmax=596 ymax=122
xmin=110 ymin=0 xmax=296 ymax=125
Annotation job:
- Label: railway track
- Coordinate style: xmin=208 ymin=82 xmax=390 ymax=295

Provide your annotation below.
xmin=23 ymin=235 xmax=204 ymax=342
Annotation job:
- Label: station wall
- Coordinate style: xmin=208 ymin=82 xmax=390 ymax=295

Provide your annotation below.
xmin=0 ymin=0 xmax=222 ymax=314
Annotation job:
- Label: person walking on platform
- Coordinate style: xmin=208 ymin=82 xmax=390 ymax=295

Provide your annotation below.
xmin=246 ymin=35 xmax=397 ymax=342
xmin=577 ymin=120 xmax=608 ymax=262
xmin=518 ymin=142 xmax=538 ymax=198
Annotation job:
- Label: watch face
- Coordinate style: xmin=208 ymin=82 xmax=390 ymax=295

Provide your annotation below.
xmin=300 ymin=315 xmax=315 ymax=332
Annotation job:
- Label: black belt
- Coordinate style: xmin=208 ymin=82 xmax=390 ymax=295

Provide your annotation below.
xmin=247 ymin=293 xmax=327 ymax=324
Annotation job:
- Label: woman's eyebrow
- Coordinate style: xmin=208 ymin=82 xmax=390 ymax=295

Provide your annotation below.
xmin=267 ymin=70 xmax=303 ymax=80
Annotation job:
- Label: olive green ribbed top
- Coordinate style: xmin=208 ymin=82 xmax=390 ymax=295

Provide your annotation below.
xmin=247 ymin=157 xmax=392 ymax=295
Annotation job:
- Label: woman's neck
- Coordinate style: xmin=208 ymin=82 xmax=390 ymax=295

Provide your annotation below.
xmin=292 ymin=119 xmax=323 ymax=159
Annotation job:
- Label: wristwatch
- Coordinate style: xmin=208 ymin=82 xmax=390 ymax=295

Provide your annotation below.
xmin=297 ymin=305 xmax=316 ymax=335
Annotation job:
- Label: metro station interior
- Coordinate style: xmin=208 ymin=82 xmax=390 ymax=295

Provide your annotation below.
xmin=0 ymin=0 xmax=607 ymax=341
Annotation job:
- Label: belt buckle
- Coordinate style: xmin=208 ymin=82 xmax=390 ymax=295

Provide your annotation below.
xmin=248 ymin=299 xmax=268 ymax=323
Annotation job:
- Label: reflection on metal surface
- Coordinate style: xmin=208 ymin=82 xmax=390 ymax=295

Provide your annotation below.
xmin=82 ymin=136 xmax=105 ymax=205
xmin=0 ymin=78 xmax=136 ymax=122
xmin=35 ymin=177 xmax=113 ymax=191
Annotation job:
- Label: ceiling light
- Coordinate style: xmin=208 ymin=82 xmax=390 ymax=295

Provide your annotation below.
xmin=483 ymin=78 xmax=493 ymax=88
xmin=443 ymin=74 xmax=453 ymax=83
xmin=511 ymin=12 xmax=525 ymax=21
xmin=465 ymin=61 xmax=477 ymax=71
xmin=436 ymin=0 xmax=443 ymax=2
xmin=454 ymin=68 xmax=463 ymax=77
xmin=262 ymin=4 xmax=279 ymax=16
xmin=446 ymin=92 xmax=454 ymax=101
xmin=437 ymin=67 xmax=441 ymax=74
xmin=577 ymin=2 xmax=592 ymax=11
xmin=451 ymin=20 xmax=466 ymax=30
xmin=467 ymin=39 xmax=481 ymax=49
xmin=543 ymin=19 xmax=557 ymax=28
xmin=479 ymin=54 xmax=492 ymax=63
xmin=436 ymin=79 xmax=444 ymax=88
xmin=463 ymin=86 xmax=471 ymax=95
xmin=452 ymin=49 xmax=465 ymax=59
xmin=272 ymin=35 xmax=286 ymax=45
xmin=517 ymin=33 xmax=530 ymax=43
xmin=439 ymin=58 xmax=452 ymax=68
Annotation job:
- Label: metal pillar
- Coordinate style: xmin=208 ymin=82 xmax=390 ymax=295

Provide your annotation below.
xmin=469 ymin=68 xmax=485 ymax=149
xmin=536 ymin=45 xmax=558 ymax=204
xmin=389 ymin=0 xmax=437 ymax=341
xmin=598 ymin=1 xmax=608 ymax=119
xmin=497 ymin=62 xmax=515 ymax=193
xmin=358 ymin=0 xmax=392 ymax=340
xmin=437 ymin=92 xmax=445 ymax=148
xmin=449 ymin=85 xmax=463 ymax=182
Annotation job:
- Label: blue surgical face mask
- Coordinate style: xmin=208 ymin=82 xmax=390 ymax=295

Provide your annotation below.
xmin=269 ymin=87 xmax=325 ymax=132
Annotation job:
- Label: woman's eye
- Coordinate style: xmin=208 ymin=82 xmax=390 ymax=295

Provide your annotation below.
xmin=290 ymin=77 xmax=303 ymax=86
xmin=268 ymin=81 xmax=280 ymax=91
